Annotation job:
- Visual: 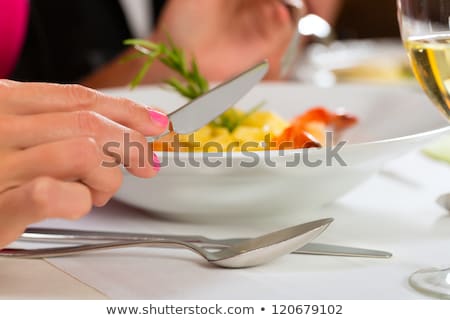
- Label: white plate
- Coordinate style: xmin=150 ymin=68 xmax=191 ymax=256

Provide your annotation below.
xmin=103 ymin=83 xmax=449 ymax=220
xmin=297 ymin=39 xmax=412 ymax=85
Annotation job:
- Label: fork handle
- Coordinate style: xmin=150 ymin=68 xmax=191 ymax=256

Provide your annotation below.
xmin=1 ymin=240 xmax=201 ymax=259
xmin=23 ymin=227 xmax=213 ymax=245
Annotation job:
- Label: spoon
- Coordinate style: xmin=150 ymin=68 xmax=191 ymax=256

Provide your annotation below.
xmin=1 ymin=218 xmax=332 ymax=268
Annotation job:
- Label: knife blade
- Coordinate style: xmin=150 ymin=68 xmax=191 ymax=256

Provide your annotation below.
xmin=20 ymin=228 xmax=392 ymax=258
xmin=163 ymin=60 xmax=268 ymax=137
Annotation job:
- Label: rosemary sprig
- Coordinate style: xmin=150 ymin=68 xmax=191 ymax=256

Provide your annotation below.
xmin=124 ymin=37 xmax=263 ymax=132
xmin=123 ymin=38 xmax=209 ymax=99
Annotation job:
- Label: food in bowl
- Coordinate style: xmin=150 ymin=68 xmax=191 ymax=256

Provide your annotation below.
xmin=153 ymin=106 xmax=357 ymax=152
xmin=108 ymin=83 xmax=450 ymax=219
xmin=124 ymin=38 xmax=357 ymax=153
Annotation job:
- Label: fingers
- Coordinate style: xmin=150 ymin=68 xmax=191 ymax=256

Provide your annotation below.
xmin=1 ymin=111 xmax=157 ymax=177
xmin=0 ymin=177 xmax=92 ymax=249
xmin=0 ymin=138 xmax=126 ymax=206
xmin=0 ymin=80 xmax=169 ymax=137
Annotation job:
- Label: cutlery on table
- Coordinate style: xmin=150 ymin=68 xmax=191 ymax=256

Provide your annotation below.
xmin=2 ymin=219 xmax=332 ymax=268
xmin=19 ymin=227 xmax=392 ymax=259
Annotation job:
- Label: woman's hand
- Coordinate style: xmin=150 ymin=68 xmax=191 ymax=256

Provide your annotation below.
xmin=0 ymin=80 xmax=168 ymax=248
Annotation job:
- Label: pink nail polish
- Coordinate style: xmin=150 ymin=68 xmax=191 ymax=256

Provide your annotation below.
xmin=148 ymin=109 xmax=169 ymax=129
xmin=152 ymin=153 xmax=161 ymax=172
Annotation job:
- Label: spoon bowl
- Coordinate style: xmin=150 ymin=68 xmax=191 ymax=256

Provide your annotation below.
xmin=1 ymin=218 xmax=332 ymax=268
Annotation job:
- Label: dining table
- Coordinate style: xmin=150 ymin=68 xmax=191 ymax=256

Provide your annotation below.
xmin=1 ymin=143 xmax=449 ymax=300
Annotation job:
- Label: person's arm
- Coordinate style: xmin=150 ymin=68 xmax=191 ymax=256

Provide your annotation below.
xmin=0 ymin=80 xmax=168 ymax=248
xmin=82 ymin=0 xmax=297 ymax=88
xmin=81 ymin=39 xmax=172 ymax=89
xmin=82 ymin=0 xmax=344 ymax=89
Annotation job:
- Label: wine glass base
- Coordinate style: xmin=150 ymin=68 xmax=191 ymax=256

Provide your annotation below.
xmin=409 ymin=267 xmax=450 ymax=299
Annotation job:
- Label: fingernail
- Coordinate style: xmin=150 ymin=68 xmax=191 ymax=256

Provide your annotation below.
xmin=152 ymin=153 xmax=160 ymax=172
xmin=148 ymin=109 xmax=169 ymax=129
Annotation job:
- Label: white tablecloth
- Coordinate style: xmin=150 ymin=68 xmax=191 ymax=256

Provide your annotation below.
xmin=9 ymin=150 xmax=450 ymax=299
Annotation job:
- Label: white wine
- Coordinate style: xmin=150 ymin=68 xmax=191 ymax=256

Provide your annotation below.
xmin=406 ymin=34 xmax=450 ymax=119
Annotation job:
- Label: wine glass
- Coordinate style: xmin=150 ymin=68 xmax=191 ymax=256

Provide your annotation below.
xmin=397 ymin=0 xmax=450 ymax=298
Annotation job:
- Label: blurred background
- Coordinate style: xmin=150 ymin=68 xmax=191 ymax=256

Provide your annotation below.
xmin=295 ymin=0 xmax=411 ymax=86
xmin=335 ymin=0 xmax=399 ymax=39
xmin=10 ymin=0 xmax=408 ymax=86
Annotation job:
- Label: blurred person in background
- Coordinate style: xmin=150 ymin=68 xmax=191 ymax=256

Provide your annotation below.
xmin=6 ymin=0 xmax=342 ymax=87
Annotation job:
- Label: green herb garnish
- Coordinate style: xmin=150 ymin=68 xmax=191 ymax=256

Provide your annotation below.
xmin=124 ymin=37 xmax=263 ymax=132
xmin=123 ymin=38 xmax=209 ymax=98
xmin=209 ymin=100 xmax=266 ymax=132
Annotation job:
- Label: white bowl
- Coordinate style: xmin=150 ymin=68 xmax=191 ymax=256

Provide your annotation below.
xmin=103 ymin=83 xmax=449 ymax=220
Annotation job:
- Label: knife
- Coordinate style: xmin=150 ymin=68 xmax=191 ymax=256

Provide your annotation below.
xmin=151 ymin=60 xmax=269 ymax=141
xmin=20 ymin=228 xmax=392 ymax=258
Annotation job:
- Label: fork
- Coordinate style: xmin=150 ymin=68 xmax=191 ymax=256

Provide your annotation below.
xmin=2 ymin=219 xmax=333 ymax=268
xmin=19 ymin=227 xmax=392 ymax=258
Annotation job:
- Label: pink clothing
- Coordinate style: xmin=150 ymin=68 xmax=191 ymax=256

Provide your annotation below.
xmin=0 ymin=0 xmax=29 ymax=78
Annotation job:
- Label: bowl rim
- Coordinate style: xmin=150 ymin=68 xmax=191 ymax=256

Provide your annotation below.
xmin=102 ymin=83 xmax=450 ymax=159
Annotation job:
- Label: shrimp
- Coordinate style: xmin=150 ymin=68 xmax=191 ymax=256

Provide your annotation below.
xmin=273 ymin=107 xmax=357 ymax=149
